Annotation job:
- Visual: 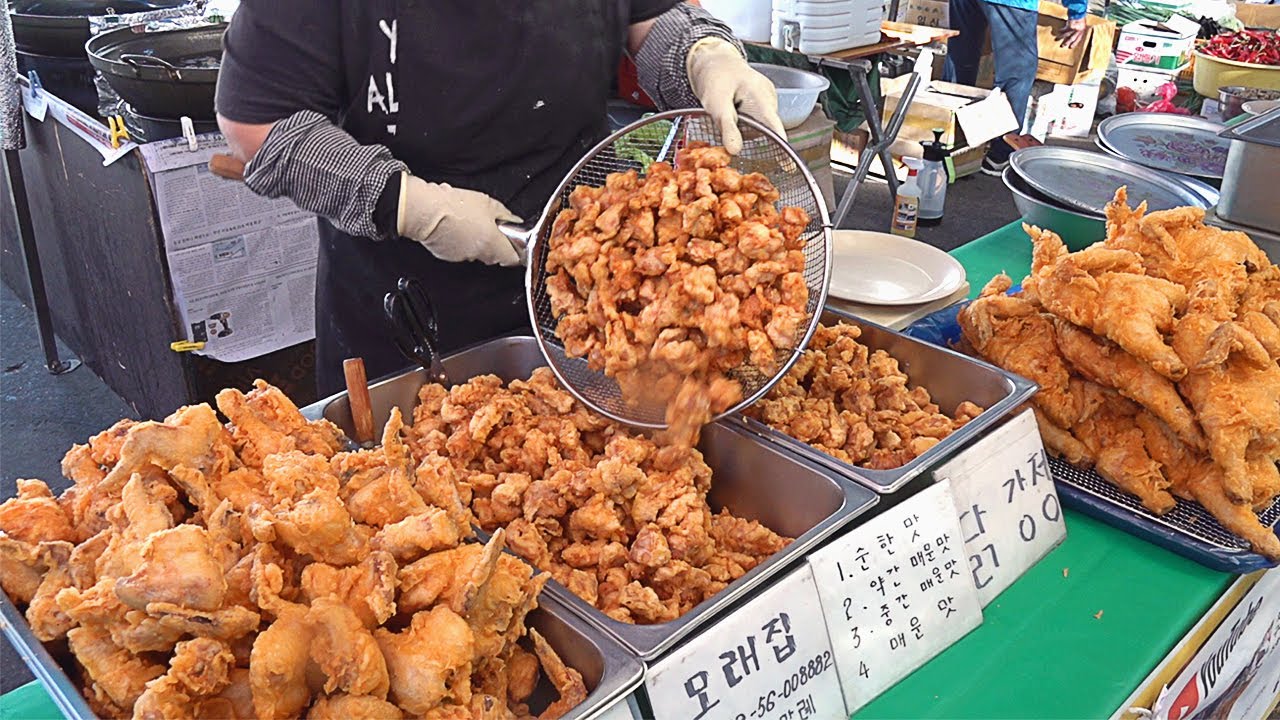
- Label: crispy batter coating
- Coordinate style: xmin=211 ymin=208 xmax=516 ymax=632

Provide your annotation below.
xmin=546 ymin=146 xmax=813 ymax=445
xmin=406 ymin=368 xmax=792 ymax=624
xmin=960 ymin=193 xmax=1280 ymax=558
xmin=747 ymin=322 xmax=984 ymax=469
xmin=2 ymin=382 xmax=583 ymax=718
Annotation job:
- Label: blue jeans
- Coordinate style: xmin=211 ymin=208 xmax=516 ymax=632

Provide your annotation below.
xmin=943 ymin=0 xmax=1039 ymax=162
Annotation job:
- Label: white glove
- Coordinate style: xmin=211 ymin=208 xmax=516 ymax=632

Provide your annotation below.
xmin=686 ymin=38 xmax=787 ymax=155
xmin=397 ymin=173 xmax=523 ymax=266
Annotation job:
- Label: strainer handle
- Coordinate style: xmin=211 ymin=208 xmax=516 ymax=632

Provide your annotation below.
xmin=499 ymin=223 xmax=533 ymax=254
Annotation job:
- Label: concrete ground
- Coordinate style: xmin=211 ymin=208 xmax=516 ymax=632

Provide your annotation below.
xmin=0 ymin=168 xmax=1021 ymax=695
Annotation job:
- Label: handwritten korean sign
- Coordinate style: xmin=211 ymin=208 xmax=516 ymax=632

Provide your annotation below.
xmin=808 ymin=480 xmax=983 ymax=714
xmin=934 ymin=409 xmax=1066 ymax=606
xmin=645 ymin=565 xmax=845 ymax=720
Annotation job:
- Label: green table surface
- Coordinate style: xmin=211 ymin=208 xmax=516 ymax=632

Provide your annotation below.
xmin=0 ymin=222 xmax=1235 ymax=720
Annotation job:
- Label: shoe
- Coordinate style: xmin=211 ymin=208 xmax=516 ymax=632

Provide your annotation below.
xmin=980 ymin=156 xmax=1010 ymax=176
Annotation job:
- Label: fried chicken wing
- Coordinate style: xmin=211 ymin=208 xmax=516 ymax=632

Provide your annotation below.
xmin=1054 ymin=318 xmax=1205 ymax=450
xmin=216 ymin=379 xmax=344 ymax=469
xmin=308 ymin=694 xmax=405 ymax=720
xmin=307 ymin=596 xmax=390 ymax=699
xmin=1027 ymin=225 xmax=1187 ymax=379
xmin=529 ymin=629 xmax=587 ymax=720
xmin=250 ymin=605 xmax=314 ymax=720
xmin=0 ymin=479 xmax=76 ymax=544
xmin=300 ymin=551 xmax=398 ymax=629
xmin=133 ymin=638 xmax=236 ymax=720
xmin=114 ymin=524 xmax=227 ymax=612
xmin=67 ymin=624 xmax=165 ymax=709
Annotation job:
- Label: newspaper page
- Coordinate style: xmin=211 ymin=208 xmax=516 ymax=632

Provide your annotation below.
xmin=1150 ymin=570 xmax=1280 ymax=720
xmin=140 ymin=136 xmax=319 ymax=363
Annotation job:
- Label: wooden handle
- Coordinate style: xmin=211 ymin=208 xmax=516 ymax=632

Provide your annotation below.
xmin=209 ymin=153 xmax=246 ymax=182
xmin=343 ymin=358 xmax=376 ymax=445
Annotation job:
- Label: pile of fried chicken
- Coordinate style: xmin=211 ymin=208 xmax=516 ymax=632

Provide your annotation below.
xmin=545 ymin=144 xmax=814 ymax=445
xmin=958 ymin=189 xmax=1280 ymax=559
xmin=745 ymin=323 xmax=986 ymax=470
xmin=0 ymin=381 xmax=589 ymax=720
xmin=405 ymin=367 xmax=792 ymax=625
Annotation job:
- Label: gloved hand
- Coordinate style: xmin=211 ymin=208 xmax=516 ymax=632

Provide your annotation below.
xmin=687 ymin=38 xmax=787 ymax=155
xmin=397 ymin=173 xmax=523 ymax=266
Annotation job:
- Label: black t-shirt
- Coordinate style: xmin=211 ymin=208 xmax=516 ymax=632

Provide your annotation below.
xmin=216 ymin=0 xmax=677 ymax=218
xmin=216 ymin=0 xmax=681 ymax=396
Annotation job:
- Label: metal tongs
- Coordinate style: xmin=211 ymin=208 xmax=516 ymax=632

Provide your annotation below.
xmin=384 ymin=277 xmax=449 ymax=386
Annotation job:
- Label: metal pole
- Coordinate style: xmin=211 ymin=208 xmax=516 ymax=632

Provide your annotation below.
xmin=4 ymin=146 xmax=80 ymax=375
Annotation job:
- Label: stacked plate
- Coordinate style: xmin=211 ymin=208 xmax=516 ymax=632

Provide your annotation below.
xmin=825 ymin=230 xmax=969 ymax=329
xmin=1003 ymin=146 xmax=1219 ymax=245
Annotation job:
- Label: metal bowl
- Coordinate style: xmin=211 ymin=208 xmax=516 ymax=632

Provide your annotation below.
xmin=1218 ymin=85 xmax=1280 ymax=121
xmin=749 ymin=62 xmax=830 ymax=129
xmin=1003 ymin=165 xmax=1105 ymax=247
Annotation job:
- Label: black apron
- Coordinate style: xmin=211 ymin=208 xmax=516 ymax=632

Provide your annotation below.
xmin=315 ymin=1 xmax=628 ymax=395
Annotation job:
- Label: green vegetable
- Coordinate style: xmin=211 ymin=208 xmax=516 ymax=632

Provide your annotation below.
xmin=614 ymin=119 xmax=675 ymax=172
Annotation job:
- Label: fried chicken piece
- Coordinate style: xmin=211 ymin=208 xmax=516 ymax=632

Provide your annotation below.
xmin=216 ymin=379 xmax=344 ymax=469
xmin=1173 ymin=281 xmax=1280 ymax=504
xmin=1138 ymin=414 xmax=1280 ymax=559
xmin=25 ymin=541 xmax=76 ymax=641
xmin=134 ymin=638 xmax=236 ymax=720
xmin=255 ymin=451 xmax=369 ymax=565
xmin=104 ymin=403 xmax=237 ymax=496
xmin=371 ymin=507 xmax=469 ymax=563
xmin=195 ymin=669 xmax=255 ymax=720
xmin=333 ymin=408 xmax=430 ymax=527
xmin=709 ymin=509 xmax=789 ymax=561
xmin=0 ymin=531 xmax=45 ymax=604
xmin=94 ymin=470 xmax=178 ymax=580
xmin=529 ymin=629 xmax=587 ymax=720
xmin=399 ymin=532 xmax=505 ymax=616
xmin=308 ymin=596 xmax=391 ymax=699
xmin=250 ymin=605 xmax=314 ymax=720
xmin=1072 ymin=384 xmax=1176 ymax=514
xmin=505 ymin=648 xmax=540 ymax=706
xmin=308 ymin=694 xmax=405 ymax=720
xmin=1029 ymin=407 xmax=1091 ymax=465
xmin=376 ymin=605 xmax=476 ymax=715
xmin=145 ymin=602 xmax=262 ymax=643
xmin=1054 ymin=318 xmax=1206 ymax=451
xmin=67 ymin=624 xmax=165 ymax=709
xmin=1027 ymin=225 xmax=1187 ymax=380
xmin=114 ymin=524 xmax=227 ymax=612
xmin=0 ymin=479 xmax=76 ymax=545
xmin=300 ymin=551 xmax=398 ymax=629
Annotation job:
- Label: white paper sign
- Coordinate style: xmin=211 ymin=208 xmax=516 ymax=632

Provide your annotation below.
xmin=808 ymin=480 xmax=983 ymax=715
xmin=646 ymin=565 xmax=845 ymax=720
xmin=935 ymin=409 xmax=1066 ymax=606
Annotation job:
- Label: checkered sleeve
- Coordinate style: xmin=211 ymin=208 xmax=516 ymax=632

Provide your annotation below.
xmin=242 ymin=110 xmax=407 ymax=240
xmin=633 ymin=3 xmax=744 ymax=110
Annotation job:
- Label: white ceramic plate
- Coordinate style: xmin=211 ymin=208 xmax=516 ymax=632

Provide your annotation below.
xmin=1244 ymin=99 xmax=1280 ymax=116
xmin=828 ymin=230 xmax=967 ymax=306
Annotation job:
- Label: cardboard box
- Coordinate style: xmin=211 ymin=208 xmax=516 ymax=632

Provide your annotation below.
xmin=1035 ymin=1 xmax=1117 ymax=85
xmin=1116 ymin=62 xmax=1188 ymax=103
xmin=1234 ymin=1 xmax=1280 ymax=29
xmin=1116 ymin=16 xmax=1199 ymax=70
xmin=880 ymin=77 xmax=1020 ymax=149
xmin=896 ymin=0 xmax=949 ymax=30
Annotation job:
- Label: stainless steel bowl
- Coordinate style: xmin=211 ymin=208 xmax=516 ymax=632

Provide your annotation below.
xmin=1218 ymin=86 xmax=1280 ymax=121
xmin=1003 ymin=165 xmax=1106 ymax=247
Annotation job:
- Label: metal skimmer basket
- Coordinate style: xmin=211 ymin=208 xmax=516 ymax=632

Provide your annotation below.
xmin=517 ymin=109 xmax=834 ymax=428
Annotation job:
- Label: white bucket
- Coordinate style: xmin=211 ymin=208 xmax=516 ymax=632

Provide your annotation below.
xmin=700 ymin=0 xmax=773 ymax=42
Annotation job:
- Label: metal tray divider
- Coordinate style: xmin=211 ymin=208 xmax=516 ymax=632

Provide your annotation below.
xmin=1 ymin=594 xmax=97 ymax=720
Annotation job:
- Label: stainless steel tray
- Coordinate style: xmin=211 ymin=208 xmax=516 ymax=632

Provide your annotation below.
xmin=0 ymin=573 xmax=643 ymax=720
xmin=1097 ymin=113 xmax=1230 ymax=179
xmin=306 ymin=336 xmax=880 ymax=661
xmin=1009 ymin=145 xmax=1209 ymax=215
xmin=731 ymin=308 xmax=1039 ymax=494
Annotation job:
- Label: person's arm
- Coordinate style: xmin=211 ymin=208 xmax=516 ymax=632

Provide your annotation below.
xmin=216 ymin=1 xmax=519 ymax=265
xmin=629 ymin=2 xmax=785 ymax=153
xmin=1055 ymin=0 xmax=1090 ymax=48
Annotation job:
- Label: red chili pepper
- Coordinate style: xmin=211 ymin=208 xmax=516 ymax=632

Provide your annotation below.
xmin=1201 ymin=29 xmax=1280 ymax=66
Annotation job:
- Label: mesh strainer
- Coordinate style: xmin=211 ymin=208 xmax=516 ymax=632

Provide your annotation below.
xmin=499 ymin=109 xmax=834 ymax=429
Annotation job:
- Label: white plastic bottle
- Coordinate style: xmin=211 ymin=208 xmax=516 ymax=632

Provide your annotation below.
xmin=917 ymin=129 xmax=949 ymax=226
xmin=771 ymin=0 xmax=883 ymax=55
xmin=891 ymin=158 xmax=921 ymax=238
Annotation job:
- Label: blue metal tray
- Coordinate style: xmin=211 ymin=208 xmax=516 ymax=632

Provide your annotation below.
xmin=904 ymin=302 xmax=1280 ymax=574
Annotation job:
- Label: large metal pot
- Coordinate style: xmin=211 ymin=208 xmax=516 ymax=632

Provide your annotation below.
xmin=86 ymin=23 xmax=224 ymax=119
xmin=9 ymin=0 xmax=188 ymax=57
xmin=1217 ymin=106 xmax=1280 ymax=233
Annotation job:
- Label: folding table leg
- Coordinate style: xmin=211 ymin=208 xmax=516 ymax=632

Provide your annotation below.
xmin=4 ymin=149 xmax=80 ymax=376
